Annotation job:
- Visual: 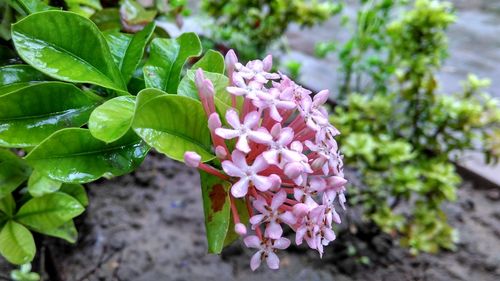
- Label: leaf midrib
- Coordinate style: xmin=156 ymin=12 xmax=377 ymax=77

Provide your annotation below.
xmin=28 ymin=139 xmax=143 ymax=160
xmin=15 ymin=207 xmax=78 ymax=220
xmin=139 ymin=126 xmax=211 ymax=154
xmin=0 ymin=105 xmax=95 ymax=121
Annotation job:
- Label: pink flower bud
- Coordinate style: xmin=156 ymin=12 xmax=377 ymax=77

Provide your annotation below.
xmin=225 ymin=49 xmax=238 ymax=78
xmin=235 ymin=223 xmax=247 ymax=236
xmin=215 ymin=146 xmax=227 ymax=159
xmin=262 ymin=55 xmax=273 ymax=71
xmin=313 ymin=90 xmax=330 ymax=107
xmin=184 ymin=151 xmax=201 ymax=167
xmin=195 ymin=69 xmax=215 ymax=99
xmin=208 ymin=113 xmax=222 ymax=131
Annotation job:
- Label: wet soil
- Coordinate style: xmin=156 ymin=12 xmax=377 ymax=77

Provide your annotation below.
xmin=13 ymin=153 xmax=498 ymax=281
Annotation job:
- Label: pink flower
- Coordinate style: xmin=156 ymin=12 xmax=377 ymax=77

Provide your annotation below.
xmin=244 ymin=235 xmax=291 ymax=271
xmin=235 ymin=56 xmax=280 ymax=83
xmin=249 ymin=190 xmax=296 ymax=239
xmin=188 ymin=50 xmax=348 ymax=270
xmin=252 ymin=88 xmax=296 ymax=122
xmin=221 ymin=150 xmax=275 ymax=197
xmin=215 ymin=110 xmax=272 ymax=153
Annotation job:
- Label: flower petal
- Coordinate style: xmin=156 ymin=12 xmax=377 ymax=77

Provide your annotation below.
xmin=252 ymin=155 xmax=269 ymax=172
xmin=266 ymin=252 xmax=280 ymax=270
xmin=252 ymin=175 xmax=272 ymax=192
xmin=244 ymin=235 xmax=261 ymax=249
xmin=265 ymin=221 xmax=283 ymax=239
xmin=250 ymin=251 xmax=263 ymax=271
xmin=221 ymin=161 xmax=245 ymax=177
xmin=231 ymin=178 xmax=249 ymax=198
xmin=248 ymin=130 xmax=272 ymax=144
xmin=215 ymin=128 xmax=240 ymax=139
xmin=271 ymin=190 xmax=287 ymax=210
xmin=244 ymin=111 xmax=261 ymax=128
xmin=225 ymin=109 xmax=241 ymax=129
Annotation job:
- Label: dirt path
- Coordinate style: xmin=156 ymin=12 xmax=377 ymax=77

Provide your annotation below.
xmin=37 ymin=153 xmax=500 ymax=281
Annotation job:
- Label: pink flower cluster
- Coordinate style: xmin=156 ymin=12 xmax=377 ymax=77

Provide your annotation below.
xmin=184 ymin=50 xmax=347 ymax=271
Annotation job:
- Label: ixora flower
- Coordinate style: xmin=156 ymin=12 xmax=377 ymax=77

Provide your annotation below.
xmin=184 ymin=50 xmax=347 ymax=271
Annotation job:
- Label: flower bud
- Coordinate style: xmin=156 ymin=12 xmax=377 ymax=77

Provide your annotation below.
xmin=208 ymin=113 xmax=222 ymax=131
xmin=184 ymin=151 xmax=201 ymax=168
xmin=262 ymin=55 xmax=273 ymax=71
xmin=215 ymin=146 xmax=227 ymax=159
xmin=235 ymin=223 xmax=247 ymax=236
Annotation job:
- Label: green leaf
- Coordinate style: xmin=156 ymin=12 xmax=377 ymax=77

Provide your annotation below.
xmin=89 ymin=96 xmax=136 ymax=143
xmin=132 ymin=95 xmax=214 ymax=162
xmin=199 ymin=171 xmax=231 ymax=254
xmin=135 ymin=88 xmax=167 ymax=110
xmin=60 ymin=184 xmax=88 ymax=207
xmin=15 ymin=0 xmax=55 ymax=14
xmin=178 ymin=70 xmax=241 ymax=116
xmin=0 ymin=82 xmax=103 ymax=148
xmin=15 ymin=192 xmax=84 ymax=230
xmin=192 ymin=50 xmax=225 ymax=74
xmin=28 ymin=170 xmax=62 ymax=197
xmin=0 ymin=65 xmax=48 ymax=96
xmin=0 ymin=194 xmax=15 ymax=217
xmin=104 ymin=22 xmax=155 ymax=84
xmin=11 ymin=11 xmax=127 ymax=93
xmin=0 ymin=149 xmax=31 ymax=199
xmin=90 ymin=8 xmax=121 ymax=31
xmin=25 ymin=128 xmax=149 ymax=183
xmin=0 ymin=221 xmax=35 ymax=265
xmin=143 ymin=33 xmax=202 ymax=94
xmin=66 ymin=0 xmax=102 ymax=17
xmin=36 ymin=220 xmax=78 ymax=243
xmin=120 ymin=0 xmax=156 ymax=26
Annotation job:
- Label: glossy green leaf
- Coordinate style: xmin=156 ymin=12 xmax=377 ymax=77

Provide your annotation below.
xmin=120 ymin=0 xmax=156 ymax=26
xmin=199 ymin=171 xmax=231 ymax=254
xmin=37 ymin=220 xmax=78 ymax=243
xmin=132 ymin=95 xmax=214 ymax=162
xmin=60 ymin=184 xmax=88 ymax=207
xmin=0 ymin=65 xmax=48 ymax=96
xmin=0 ymin=149 xmax=31 ymax=199
xmin=0 ymin=221 xmax=35 ymax=265
xmin=25 ymin=128 xmax=149 ymax=183
xmin=0 ymin=194 xmax=15 ymax=217
xmin=15 ymin=192 xmax=84 ymax=230
xmin=15 ymin=0 xmax=55 ymax=14
xmin=178 ymin=70 xmax=241 ymax=116
xmin=90 ymin=8 xmax=121 ymax=31
xmin=28 ymin=170 xmax=62 ymax=197
xmin=89 ymin=96 xmax=136 ymax=143
xmin=66 ymin=0 xmax=102 ymax=17
xmin=143 ymin=33 xmax=202 ymax=94
xmin=0 ymin=82 xmax=103 ymax=148
xmin=105 ymin=22 xmax=155 ymax=84
xmin=192 ymin=50 xmax=225 ymax=74
xmin=11 ymin=11 xmax=127 ymax=93
xmin=135 ymin=88 xmax=167 ymax=110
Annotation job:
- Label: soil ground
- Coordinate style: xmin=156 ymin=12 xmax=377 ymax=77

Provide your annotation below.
xmin=20 ymin=153 xmax=500 ymax=281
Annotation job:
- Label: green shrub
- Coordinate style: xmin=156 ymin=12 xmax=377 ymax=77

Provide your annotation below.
xmin=330 ymin=0 xmax=500 ymax=254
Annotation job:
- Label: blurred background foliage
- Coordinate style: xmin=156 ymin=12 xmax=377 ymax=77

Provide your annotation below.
xmin=328 ymin=0 xmax=500 ymax=254
xmin=201 ymin=0 xmax=343 ymax=61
